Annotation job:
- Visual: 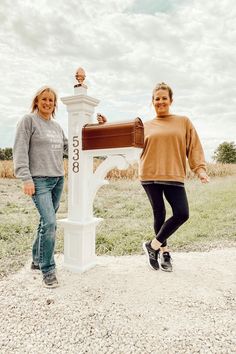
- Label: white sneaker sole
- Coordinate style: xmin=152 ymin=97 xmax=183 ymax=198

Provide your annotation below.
xmin=160 ymin=264 xmax=173 ymax=272
xmin=142 ymin=242 xmax=159 ymax=271
xmin=43 ymin=281 xmax=59 ymax=289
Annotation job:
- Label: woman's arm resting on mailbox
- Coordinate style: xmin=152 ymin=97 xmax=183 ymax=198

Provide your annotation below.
xmin=97 ymin=113 xmax=107 ymax=124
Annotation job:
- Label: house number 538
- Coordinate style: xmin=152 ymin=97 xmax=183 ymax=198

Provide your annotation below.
xmin=72 ymin=136 xmax=80 ymax=173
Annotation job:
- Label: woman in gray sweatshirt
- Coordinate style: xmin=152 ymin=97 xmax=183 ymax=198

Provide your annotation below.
xmin=13 ymin=86 xmax=68 ymax=288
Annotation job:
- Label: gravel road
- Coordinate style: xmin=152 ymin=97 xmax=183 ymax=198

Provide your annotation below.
xmin=0 ymin=249 xmax=235 ymax=354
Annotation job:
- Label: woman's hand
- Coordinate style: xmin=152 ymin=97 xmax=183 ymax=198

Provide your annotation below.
xmin=199 ymin=172 xmax=210 ymax=184
xmin=23 ymin=182 xmax=35 ymax=196
xmin=97 ymin=113 xmax=107 ymax=124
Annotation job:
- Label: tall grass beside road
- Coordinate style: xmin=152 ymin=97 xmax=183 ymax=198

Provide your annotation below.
xmin=1 ymin=160 xmax=236 ymax=179
xmin=0 ymin=175 xmax=236 ymax=278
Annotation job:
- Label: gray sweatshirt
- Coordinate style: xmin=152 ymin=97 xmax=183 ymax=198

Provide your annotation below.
xmin=13 ymin=113 xmax=68 ymax=183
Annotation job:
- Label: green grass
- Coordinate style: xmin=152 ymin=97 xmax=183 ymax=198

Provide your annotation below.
xmin=95 ymin=177 xmax=236 ymax=254
xmin=0 ymin=176 xmax=236 ymax=278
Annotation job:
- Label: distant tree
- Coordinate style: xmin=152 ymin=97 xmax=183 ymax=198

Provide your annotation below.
xmin=213 ymin=141 xmax=236 ymax=164
xmin=0 ymin=149 xmax=5 ymax=160
xmin=0 ymin=147 xmax=13 ymax=160
xmin=4 ymin=147 xmax=13 ymax=160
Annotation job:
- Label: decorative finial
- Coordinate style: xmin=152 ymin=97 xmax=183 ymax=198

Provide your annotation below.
xmin=74 ymin=67 xmax=87 ymax=88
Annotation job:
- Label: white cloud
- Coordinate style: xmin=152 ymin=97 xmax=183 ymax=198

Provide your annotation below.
xmin=0 ymin=0 xmax=235 ymax=161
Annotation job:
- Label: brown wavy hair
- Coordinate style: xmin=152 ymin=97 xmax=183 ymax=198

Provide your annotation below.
xmin=152 ymin=82 xmax=173 ymax=102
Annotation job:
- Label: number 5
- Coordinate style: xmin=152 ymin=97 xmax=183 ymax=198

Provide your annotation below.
xmin=73 ymin=136 xmax=79 ymax=147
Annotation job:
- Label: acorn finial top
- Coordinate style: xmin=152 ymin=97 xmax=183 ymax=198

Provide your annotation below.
xmin=75 ymin=67 xmax=86 ymax=87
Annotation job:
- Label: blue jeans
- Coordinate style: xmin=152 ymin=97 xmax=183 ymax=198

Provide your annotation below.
xmin=32 ymin=176 xmax=64 ymax=275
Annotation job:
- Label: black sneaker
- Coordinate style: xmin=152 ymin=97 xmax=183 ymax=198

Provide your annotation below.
xmin=31 ymin=262 xmax=40 ymax=270
xmin=43 ymin=272 xmax=59 ymax=288
xmin=160 ymin=252 xmax=172 ymax=272
xmin=142 ymin=241 xmax=160 ymax=270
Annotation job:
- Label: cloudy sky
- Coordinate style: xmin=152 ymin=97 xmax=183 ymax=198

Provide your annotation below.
xmin=0 ymin=0 xmax=235 ymax=161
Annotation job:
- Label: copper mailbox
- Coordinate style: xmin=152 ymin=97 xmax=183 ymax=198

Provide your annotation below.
xmin=82 ymin=117 xmax=144 ymax=150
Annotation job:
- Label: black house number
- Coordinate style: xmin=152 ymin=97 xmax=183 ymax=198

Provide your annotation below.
xmin=72 ymin=136 xmax=80 ymax=173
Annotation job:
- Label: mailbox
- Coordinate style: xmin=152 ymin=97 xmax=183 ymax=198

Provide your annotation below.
xmin=82 ymin=117 xmax=144 ymax=150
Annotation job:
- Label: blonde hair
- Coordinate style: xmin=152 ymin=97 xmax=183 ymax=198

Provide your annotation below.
xmin=31 ymin=86 xmax=58 ymax=118
xmin=152 ymin=82 xmax=173 ymax=101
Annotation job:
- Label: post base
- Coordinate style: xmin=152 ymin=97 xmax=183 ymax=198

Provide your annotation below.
xmin=58 ymin=217 xmax=102 ymax=272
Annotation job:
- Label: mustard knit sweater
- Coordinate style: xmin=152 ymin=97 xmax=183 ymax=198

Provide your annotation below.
xmin=139 ymin=114 xmax=206 ymax=183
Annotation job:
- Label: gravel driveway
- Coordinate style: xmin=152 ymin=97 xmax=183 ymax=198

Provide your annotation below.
xmin=0 ymin=248 xmax=235 ymax=354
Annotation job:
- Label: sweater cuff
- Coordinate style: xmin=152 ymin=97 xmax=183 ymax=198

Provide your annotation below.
xmin=195 ymin=167 xmax=206 ymax=177
xmin=22 ymin=177 xmax=33 ymax=184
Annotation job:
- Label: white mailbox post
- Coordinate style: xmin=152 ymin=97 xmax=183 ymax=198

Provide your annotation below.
xmin=59 ymin=69 xmax=142 ymax=272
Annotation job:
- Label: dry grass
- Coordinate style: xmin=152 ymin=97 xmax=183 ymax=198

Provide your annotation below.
xmin=60 ymin=159 xmax=236 ymax=180
xmin=203 ymin=163 xmax=236 ymax=177
xmin=106 ymin=162 xmax=236 ymax=180
xmin=1 ymin=160 xmax=236 ymax=180
xmin=0 ymin=161 xmax=14 ymax=178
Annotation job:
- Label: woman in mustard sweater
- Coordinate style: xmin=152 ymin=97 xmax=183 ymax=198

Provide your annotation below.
xmin=98 ymin=82 xmax=209 ymax=272
xmin=140 ymin=82 xmax=209 ymax=272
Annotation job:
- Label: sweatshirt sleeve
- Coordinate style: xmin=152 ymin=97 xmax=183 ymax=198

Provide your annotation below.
xmin=186 ymin=118 xmax=206 ymax=176
xmin=62 ymin=130 xmax=68 ymax=157
xmin=13 ymin=115 xmax=33 ymax=183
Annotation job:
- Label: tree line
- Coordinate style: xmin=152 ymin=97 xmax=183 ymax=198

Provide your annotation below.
xmin=0 ymin=142 xmax=236 ymax=163
xmin=0 ymin=148 xmax=13 ymax=160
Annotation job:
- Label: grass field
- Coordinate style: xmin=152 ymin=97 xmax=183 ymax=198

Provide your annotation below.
xmin=0 ymin=175 xmax=236 ymax=278
xmin=1 ymin=160 xmax=236 ymax=179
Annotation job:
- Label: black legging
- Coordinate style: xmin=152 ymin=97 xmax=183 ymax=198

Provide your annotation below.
xmin=142 ymin=183 xmax=189 ymax=247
